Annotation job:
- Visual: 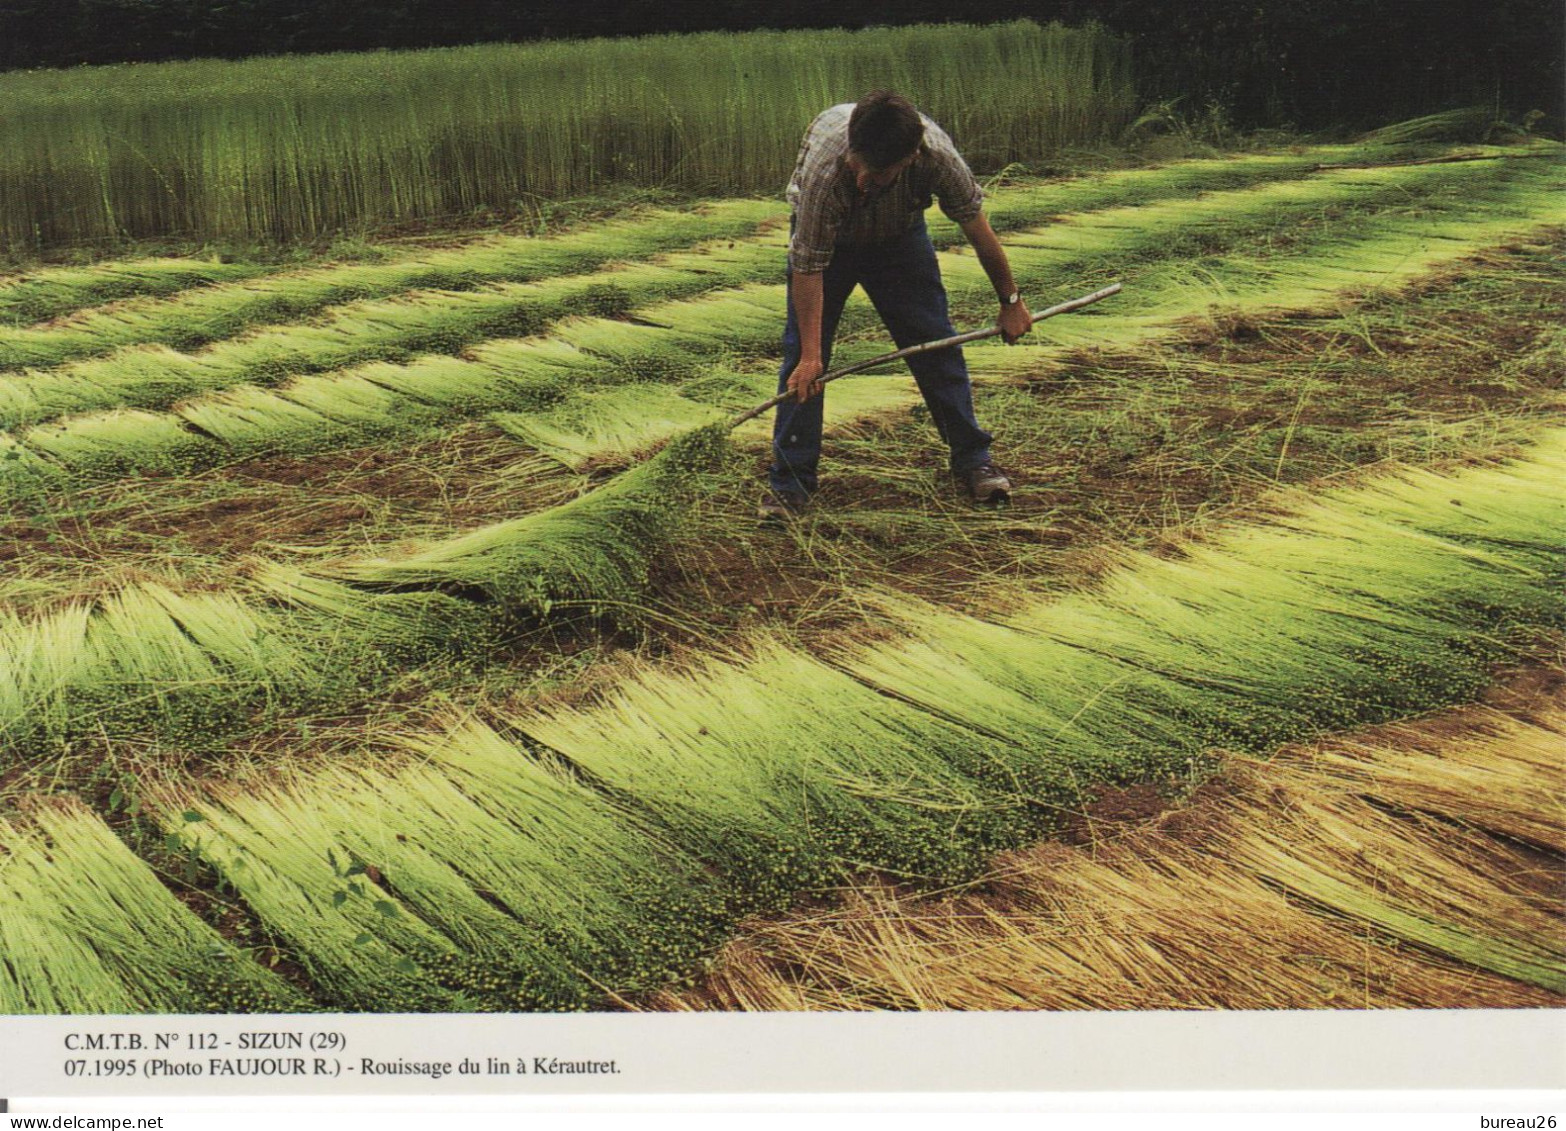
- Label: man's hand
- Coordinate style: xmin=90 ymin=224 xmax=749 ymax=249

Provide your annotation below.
xmin=999 ymin=297 xmax=1032 ymax=344
xmin=787 ymin=357 xmax=826 ymax=403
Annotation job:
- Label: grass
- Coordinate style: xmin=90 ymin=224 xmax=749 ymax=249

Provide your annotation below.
xmin=1226 ymin=798 xmax=1564 ymax=990
xmin=397 ymin=717 xmax=729 ymax=992
xmin=5 ymin=146 xmax=1556 ymax=506
xmin=37 ymin=153 xmax=1542 ymax=408
xmin=0 ymin=228 xmax=778 ymax=428
xmin=0 ymin=581 xmax=317 ymax=760
xmin=512 ymin=638 xmax=1030 ymax=909
xmin=327 ymin=423 xmax=733 ymax=621
xmin=0 ymin=222 xmax=1556 ymax=785
xmin=243 ymin=563 xmax=502 ymax=661
xmin=0 ymin=199 xmax=781 ymax=369
xmin=318 ymin=175 xmax=1557 ymax=623
xmin=822 ymin=428 xmax=1563 ymax=783
xmin=3 ymin=388 xmax=1559 ymax=1013
xmin=153 ymin=717 xmax=731 ymax=1011
xmin=0 ymin=258 xmax=275 ymax=327
xmin=147 ymin=776 xmax=478 ymax=1012
xmin=490 ymin=385 xmax=723 ymax=471
xmin=938 ymin=150 xmax=1562 ymax=329
xmin=1004 ymin=437 xmax=1564 ymax=737
xmin=0 ymin=148 xmax=1560 ymax=1013
xmin=425 ymin=434 xmax=1560 ymax=1004
xmin=0 ymin=796 xmax=302 ymax=1013
xmin=653 ymin=227 xmax=1564 ymax=628
xmin=641 ymin=693 xmax=1565 ymax=1011
xmin=0 ymin=140 xmax=1396 ymax=337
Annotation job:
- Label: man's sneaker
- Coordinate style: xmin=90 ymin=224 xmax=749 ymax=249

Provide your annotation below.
xmin=757 ymin=489 xmax=810 ymax=524
xmin=959 ymin=462 xmax=1012 ymax=504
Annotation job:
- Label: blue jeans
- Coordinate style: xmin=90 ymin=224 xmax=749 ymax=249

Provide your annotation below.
xmin=769 ymin=219 xmax=993 ymax=497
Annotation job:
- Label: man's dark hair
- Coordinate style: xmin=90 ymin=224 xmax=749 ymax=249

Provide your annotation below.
xmin=848 ymin=90 xmax=925 ymax=170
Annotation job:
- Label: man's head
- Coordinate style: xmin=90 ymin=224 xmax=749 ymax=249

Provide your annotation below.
xmin=847 ymin=90 xmax=924 ymax=192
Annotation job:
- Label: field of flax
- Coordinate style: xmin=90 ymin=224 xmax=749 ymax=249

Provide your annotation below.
xmin=0 ymin=19 xmax=1132 ymax=253
xmin=0 ymin=138 xmax=1562 ymax=1014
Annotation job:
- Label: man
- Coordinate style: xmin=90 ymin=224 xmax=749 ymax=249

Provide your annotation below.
xmin=760 ymin=90 xmax=1033 ymax=522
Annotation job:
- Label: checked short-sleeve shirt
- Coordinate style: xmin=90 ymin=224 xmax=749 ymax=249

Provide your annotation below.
xmin=786 ymin=103 xmax=985 ymax=275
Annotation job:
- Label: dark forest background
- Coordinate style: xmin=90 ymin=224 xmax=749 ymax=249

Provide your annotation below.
xmin=2 ymin=0 xmax=1561 ymax=131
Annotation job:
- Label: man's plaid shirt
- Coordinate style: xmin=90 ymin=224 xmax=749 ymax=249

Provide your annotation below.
xmin=786 ymin=103 xmax=985 ymax=274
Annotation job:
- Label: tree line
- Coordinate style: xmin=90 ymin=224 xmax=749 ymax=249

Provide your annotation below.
xmin=2 ymin=0 xmax=1560 ymax=131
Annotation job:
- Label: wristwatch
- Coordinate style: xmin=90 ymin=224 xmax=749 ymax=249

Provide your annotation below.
xmin=1002 ymin=290 xmax=1021 ymax=305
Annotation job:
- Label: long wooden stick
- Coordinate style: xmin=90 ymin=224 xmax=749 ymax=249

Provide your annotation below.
xmin=727 ymin=282 xmax=1122 ymax=428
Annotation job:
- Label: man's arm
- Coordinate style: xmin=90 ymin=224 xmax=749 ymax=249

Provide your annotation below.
xmin=786 ymin=270 xmax=826 ymax=403
xmin=960 ymin=213 xmax=1032 ymax=344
